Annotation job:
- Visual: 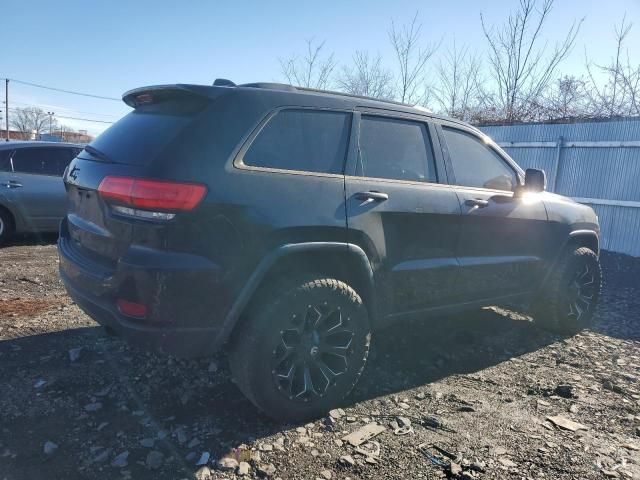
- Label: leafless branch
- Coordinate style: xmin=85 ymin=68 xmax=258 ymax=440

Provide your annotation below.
xmin=279 ymin=38 xmax=336 ymax=90
xmin=480 ymin=0 xmax=583 ymax=122
xmin=337 ymin=51 xmax=394 ymax=99
xmin=431 ymin=41 xmax=484 ymax=121
xmin=389 ymin=12 xmax=440 ymax=104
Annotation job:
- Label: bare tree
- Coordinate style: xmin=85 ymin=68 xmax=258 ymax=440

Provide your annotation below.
xmin=534 ymin=75 xmax=590 ymax=120
xmin=389 ymin=12 xmax=440 ymax=104
xmin=337 ymin=51 xmax=394 ymax=99
xmin=279 ymin=39 xmax=336 ymax=90
xmin=481 ymin=0 xmax=582 ymax=122
xmin=585 ymin=15 xmax=640 ymax=117
xmin=431 ymin=41 xmax=483 ymax=121
xmin=10 ymin=107 xmax=57 ymax=140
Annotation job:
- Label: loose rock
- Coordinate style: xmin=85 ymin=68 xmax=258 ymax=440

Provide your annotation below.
xmin=140 ymin=438 xmax=155 ymax=448
xmin=111 ymin=450 xmax=129 ymax=468
xmin=195 ymin=466 xmax=213 ymax=480
xmin=217 ymin=457 xmax=239 ymax=471
xmin=43 ymin=441 xmax=58 ymax=455
xmin=498 ymin=457 xmax=517 ymax=468
xmin=546 ymin=415 xmax=588 ymax=432
xmin=342 ymin=423 xmax=385 ymax=447
xmin=319 ymin=469 xmax=332 ymax=479
xmin=196 ymin=451 xmax=210 ymax=466
xmin=238 ymin=461 xmax=251 ymax=476
xmin=329 ymin=408 xmax=344 ymax=419
xmin=68 ymin=347 xmax=83 ymax=362
xmin=257 ymin=463 xmax=276 ymax=477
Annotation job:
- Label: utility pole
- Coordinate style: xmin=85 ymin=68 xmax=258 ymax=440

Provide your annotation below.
xmin=4 ymin=79 xmax=8 ymax=141
xmin=47 ymin=111 xmax=55 ymax=138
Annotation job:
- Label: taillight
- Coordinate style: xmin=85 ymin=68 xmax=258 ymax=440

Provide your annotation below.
xmin=98 ymin=176 xmax=206 ymax=219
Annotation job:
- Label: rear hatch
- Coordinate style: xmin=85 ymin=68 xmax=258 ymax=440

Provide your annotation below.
xmin=62 ymin=85 xmax=220 ymax=268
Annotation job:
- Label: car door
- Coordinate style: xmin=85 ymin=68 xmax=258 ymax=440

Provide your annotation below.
xmin=345 ymin=112 xmax=461 ymax=318
xmin=437 ymin=123 xmax=550 ymax=300
xmin=8 ymin=146 xmax=74 ymax=231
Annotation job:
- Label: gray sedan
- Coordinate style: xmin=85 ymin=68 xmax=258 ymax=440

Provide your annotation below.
xmin=0 ymin=142 xmax=81 ymax=243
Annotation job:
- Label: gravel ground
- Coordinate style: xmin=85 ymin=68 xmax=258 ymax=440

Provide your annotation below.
xmin=0 ymin=237 xmax=638 ymax=480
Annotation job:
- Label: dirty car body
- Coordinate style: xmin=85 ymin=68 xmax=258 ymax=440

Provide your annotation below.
xmin=58 ymin=81 xmax=601 ymax=418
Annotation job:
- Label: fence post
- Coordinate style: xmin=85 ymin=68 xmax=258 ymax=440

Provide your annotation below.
xmin=550 ymin=135 xmax=563 ymax=192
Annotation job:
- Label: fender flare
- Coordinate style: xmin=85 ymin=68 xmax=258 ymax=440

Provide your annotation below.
xmin=218 ymin=242 xmax=375 ymax=344
xmin=567 ymin=229 xmax=600 ymax=256
xmin=0 ymin=200 xmax=20 ymax=232
xmin=537 ymin=229 xmax=600 ymax=294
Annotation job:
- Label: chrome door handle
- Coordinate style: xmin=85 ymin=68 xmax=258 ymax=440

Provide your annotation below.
xmin=5 ymin=181 xmax=23 ymax=188
xmin=355 ymin=191 xmax=389 ymax=202
xmin=464 ymin=198 xmax=489 ymax=208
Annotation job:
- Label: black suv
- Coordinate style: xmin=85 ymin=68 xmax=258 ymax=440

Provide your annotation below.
xmin=58 ymin=80 xmax=601 ymax=420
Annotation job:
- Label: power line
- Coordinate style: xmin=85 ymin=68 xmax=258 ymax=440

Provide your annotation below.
xmin=55 ymin=114 xmax=113 ymax=124
xmin=4 ymin=106 xmax=114 ymax=124
xmin=2 ymin=77 xmax=121 ymax=101
xmin=7 ymin=99 xmax=121 ymax=119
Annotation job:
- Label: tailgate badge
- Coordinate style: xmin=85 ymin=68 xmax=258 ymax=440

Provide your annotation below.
xmin=69 ymin=166 xmax=80 ymax=181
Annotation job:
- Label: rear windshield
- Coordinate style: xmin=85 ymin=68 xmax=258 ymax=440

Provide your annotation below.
xmin=82 ymin=101 xmax=203 ymax=166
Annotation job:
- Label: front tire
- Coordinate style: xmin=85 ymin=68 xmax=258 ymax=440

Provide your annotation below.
xmin=229 ymin=276 xmax=371 ymax=421
xmin=533 ymin=247 xmax=602 ymax=334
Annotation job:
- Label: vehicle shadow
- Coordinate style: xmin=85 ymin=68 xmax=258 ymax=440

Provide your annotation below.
xmin=3 ymin=232 xmax=58 ymax=247
xmin=353 ymin=307 xmax=555 ymax=402
xmin=0 ymin=307 xmax=563 ymax=479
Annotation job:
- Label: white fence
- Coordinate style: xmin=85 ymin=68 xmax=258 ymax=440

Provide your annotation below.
xmin=480 ymin=119 xmax=640 ymax=257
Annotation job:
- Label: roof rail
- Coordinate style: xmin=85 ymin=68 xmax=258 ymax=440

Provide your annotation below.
xmin=214 ymin=79 xmax=427 ymax=111
xmin=295 ymin=86 xmax=418 ymax=109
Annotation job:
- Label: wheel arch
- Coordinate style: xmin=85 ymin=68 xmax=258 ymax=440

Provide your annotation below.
xmin=0 ymin=202 xmax=17 ymax=234
xmin=566 ymin=229 xmax=600 ymax=257
xmin=220 ymin=242 xmax=376 ymax=345
xmin=537 ymin=229 xmax=600 ymax=294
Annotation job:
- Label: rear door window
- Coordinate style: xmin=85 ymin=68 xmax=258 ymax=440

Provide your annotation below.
xmin=358 ymin=115 xmax=436 ymax=182
xmin=12 ymin=147 xmax=73 ymax=176
xmin=243 ymin=109 xmax=351 ymax=174
xmin=0 ymin=150 xmax=12 ymax=172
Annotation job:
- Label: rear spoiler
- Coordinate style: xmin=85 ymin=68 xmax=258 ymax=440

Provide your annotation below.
xmin=122 ymin=84 xmax=230 ymax=108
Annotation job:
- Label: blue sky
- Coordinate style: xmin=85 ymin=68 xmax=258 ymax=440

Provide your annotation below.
xmin=4 ymin=0 xmax=639 ymax=135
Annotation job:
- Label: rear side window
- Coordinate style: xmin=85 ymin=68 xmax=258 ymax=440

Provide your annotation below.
xmin=442 ymin=127 xmax=517 ymax=191
xmin=358 ymin=116 xmax=436 ymax=182
xmin=12 ymin=147 xmax=74 ymax=176
xmin=243 ymin=109 xmax=351 ymax=174
xmin=0 ymin=150 xmax=11 ymax=172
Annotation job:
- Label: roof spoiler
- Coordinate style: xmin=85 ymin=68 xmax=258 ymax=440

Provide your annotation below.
xmin=122 ymin=84 xmax=226 ymax=108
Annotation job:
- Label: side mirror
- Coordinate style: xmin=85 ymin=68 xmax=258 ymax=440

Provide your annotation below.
xmin=524 ymin=168 xmax=546 ymax=192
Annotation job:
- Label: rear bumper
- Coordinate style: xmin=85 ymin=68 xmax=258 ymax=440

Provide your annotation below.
xmin=58 ymin=234 xmax=232 ymax=357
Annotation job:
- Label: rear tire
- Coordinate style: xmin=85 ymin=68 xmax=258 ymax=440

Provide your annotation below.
xmin=0 ymin=208 xmax=14 ymax=246
xmin=229 ymin=276 xmax=371 ymax=421
xmin=533 ymin=247 xmax=601 ymax=334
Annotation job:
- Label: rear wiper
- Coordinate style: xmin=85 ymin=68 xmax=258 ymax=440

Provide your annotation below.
xmin=83 ymin=145 xmax=113 ymax=163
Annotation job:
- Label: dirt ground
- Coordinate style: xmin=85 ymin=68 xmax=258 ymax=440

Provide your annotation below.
xmin=0 ymin=236 xmax=638 ymax=480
